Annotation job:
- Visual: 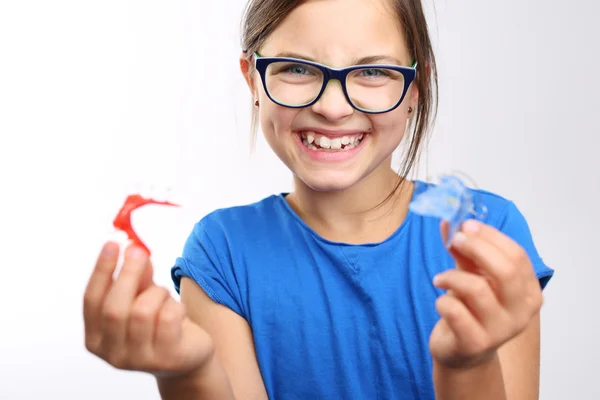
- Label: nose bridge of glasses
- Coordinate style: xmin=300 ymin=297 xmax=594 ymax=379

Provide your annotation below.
xmin=315 ymin=78 xmax=353 ymax=111
xmin=318 ymin=69 xmax=351 ymax=102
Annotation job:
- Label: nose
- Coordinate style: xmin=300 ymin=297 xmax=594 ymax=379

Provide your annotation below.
xmin=311 ymin=80 xmax=354 ymax=122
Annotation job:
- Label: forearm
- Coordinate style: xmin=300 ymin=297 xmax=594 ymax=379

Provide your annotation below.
xmin=156 ymin=355 xmax=236 ymax=400
xmin=433 ymin=353 xmax=506 ymax=400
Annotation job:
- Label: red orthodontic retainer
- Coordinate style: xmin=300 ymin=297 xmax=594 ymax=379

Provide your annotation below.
xmin=112 ymin=193 xmax=179 ymax=256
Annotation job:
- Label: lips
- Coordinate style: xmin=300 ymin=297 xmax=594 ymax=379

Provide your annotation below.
xmin=298 ymin=130 xmax=365 ymax=151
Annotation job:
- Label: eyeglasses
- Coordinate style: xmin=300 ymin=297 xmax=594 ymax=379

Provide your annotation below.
xmin=253 ymin=52 xmax=417 ymax=114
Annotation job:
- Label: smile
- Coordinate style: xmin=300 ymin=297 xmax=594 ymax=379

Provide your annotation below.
xmin=294 ymin=129 xmax=369 ymax=162
xmin=298 ymin=131 xmax=365 ymax=151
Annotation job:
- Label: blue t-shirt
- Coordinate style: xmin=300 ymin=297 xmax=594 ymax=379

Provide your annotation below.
xmin=171 ymin=180 xmax=554 ymax=400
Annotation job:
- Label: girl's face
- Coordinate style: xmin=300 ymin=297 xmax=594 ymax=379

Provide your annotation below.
xmin=242 ymin=0 xmax=418 ymax=192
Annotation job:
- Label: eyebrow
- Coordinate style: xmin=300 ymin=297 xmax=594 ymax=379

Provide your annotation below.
xmin=272 ymin=52 xmax=405 ymax=66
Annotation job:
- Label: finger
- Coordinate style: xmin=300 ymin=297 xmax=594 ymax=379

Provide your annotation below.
xmin=449 ymin=231 xmax=523 ymax=305
xmin=138 ymin=260 xmax=154 ymax=294
xmin=460 ymin=220 xmax=534 ymax=276
xmin=155 ymin=297 xmax=185 ymax=352
xmin=83 ymin=242 xmax=120 ymax=352
xmin=440 ymin=220 xmax=449 ymax=244
xmin=436 ymin=294 xmax=489 ymax=355
xmin=433 ymin=269 xmax=504 ymax=328
xmin=128 ymin=286 xmax=171 ymax=362
xmin=100 ymin=245 xmax=151 ymax=357
xmin=441 ymin=221 xmax=477 ymax=274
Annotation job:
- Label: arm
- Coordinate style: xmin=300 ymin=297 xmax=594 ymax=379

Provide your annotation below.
xmin=156 ymin=351 xmax=236 ymax=400
xmin=84 ymin=243 xmax=238 ymax=400
xmin=499 ymin=311 xmax=540 ymax=399
xmin=431 ymin=219 xmax=545 ymax=400
xmin=433 ymin=312 xmax=540 ymax=400
xmin=158 ymin=277 xmax=269 ymax=400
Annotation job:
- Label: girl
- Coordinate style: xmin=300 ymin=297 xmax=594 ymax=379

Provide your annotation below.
xmin=83 ymin=0 xmax=554 ymax=398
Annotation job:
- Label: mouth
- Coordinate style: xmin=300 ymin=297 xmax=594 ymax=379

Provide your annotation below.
xmin=297 ymin=131 xmax=366 ymax=152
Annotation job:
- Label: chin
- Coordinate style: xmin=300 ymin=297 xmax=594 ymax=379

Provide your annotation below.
xmin=295 ymin=171 xmax=362 ymax=193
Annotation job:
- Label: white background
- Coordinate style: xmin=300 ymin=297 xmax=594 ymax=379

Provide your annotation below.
xmin=0 ymin=0 xmax=598 ymax=398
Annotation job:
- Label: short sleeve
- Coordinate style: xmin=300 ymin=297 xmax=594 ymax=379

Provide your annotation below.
xmin=493 ymin=201 xmax=555 ymax=290
xmin=171 ymin=219 xmax=245 ymax=317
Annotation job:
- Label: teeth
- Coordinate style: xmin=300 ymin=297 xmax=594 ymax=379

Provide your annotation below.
xmin=330 ymin=138 xmax=342 ymax=150
xmin=300 ymin=131 xmax=365 ymax=151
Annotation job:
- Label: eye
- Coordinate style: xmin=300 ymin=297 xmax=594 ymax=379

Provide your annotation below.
xmin=359 ymin=68 xmax=389 ymax=78
xmin=282 ymin=64 xmax=311 ymax=75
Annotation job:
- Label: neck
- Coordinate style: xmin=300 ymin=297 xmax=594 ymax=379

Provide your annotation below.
xmin=286 ymin=161 xmax=414 ymax=244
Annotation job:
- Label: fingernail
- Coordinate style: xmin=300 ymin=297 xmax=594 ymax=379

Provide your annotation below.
xmin=101 ymin=242 xmax=119 ymax=257
xmin=451 ymin=232 xmax=467 ymax=246
xmin=463 ymin=219 xmax=480 ymax=233
xmin=433 ymin=274 xmax=442 ymax=286
xmin=129 ymin=246 xmax=148 ymax=260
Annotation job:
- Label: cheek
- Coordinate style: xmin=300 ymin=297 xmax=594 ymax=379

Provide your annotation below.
xmin=369 ymin=110 xmax=410 ymax=146
xmin=259 ymin=103 xmax=299 ymax=140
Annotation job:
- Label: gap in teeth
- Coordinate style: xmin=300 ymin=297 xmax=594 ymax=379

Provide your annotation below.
xmin=301 ymin=132 xmax=364 ymax=150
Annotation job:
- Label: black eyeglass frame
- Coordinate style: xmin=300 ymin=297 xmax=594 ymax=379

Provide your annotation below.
xmin=253 ymin=52 xmax=418 ymax=114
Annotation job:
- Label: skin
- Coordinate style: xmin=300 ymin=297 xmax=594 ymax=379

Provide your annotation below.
xmin=82 ymin=0 xmax=544 ymax=398
xmin=243 ymin=0 xmax=418 ymax=244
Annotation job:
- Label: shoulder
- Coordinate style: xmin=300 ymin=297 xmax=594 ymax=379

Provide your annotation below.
xmin=185 ymin=193 xmax=295 ymax=251
xmin=464 ymin=186 xmax=530 ymax=233
xmin=172 ymin=194 xmax=293 ymax=312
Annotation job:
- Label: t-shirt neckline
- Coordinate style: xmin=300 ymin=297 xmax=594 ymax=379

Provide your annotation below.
xmin=275 ymin=180 xmax=427 ymax=248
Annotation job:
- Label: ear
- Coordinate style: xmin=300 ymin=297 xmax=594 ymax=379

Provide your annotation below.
xmin=409 ymin=81 xmax=419 ymax=107
xmin=405 ymin=80 xmax=419 ymax=117
xmin=240 ymin=52 xmax=258 ymax=98
xmin=409 ymin=60 xmax=433 ymax=109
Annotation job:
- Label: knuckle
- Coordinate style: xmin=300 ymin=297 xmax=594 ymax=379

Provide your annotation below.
xmin=438 ymin=297 xmax=460 ymax=321
xmin=159 ymin=310 xmax=178 ymax=326
xmin=106 ymin=351 xmax=130 ymax=370
xmin=155 ymin=287 xmax=171 ymax=302
xmin=471 ymin=335 xmax=491 ymax=354
xmin=85 ymin=337 xmax=101 ymax=355
xmin=535 ymin=291 xmax=544 ymax=308
xmin=515 ymin=247 xmax=530 ymax=263
xmin=102 ymin=305 xmax=126 ymax=323
xmin=130 ymin=307 xmax=154 ymax=324
xmin=524 ymin=289 xmax=543 ymax=312
xmin=472 ymin=279 xmax=489 ymax=297
xmin=157 ymin=286 xmax=170 ymax=297
xmin=499 ymin=264 xmax=519 ymax=282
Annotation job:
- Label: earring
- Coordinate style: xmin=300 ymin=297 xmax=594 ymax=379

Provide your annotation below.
xmin=254 ymin=99 xmax=260 ymax=107
xmin=408 ymin=106 xmax=414 ymax=114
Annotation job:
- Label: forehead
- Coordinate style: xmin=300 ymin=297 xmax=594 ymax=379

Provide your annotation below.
xmin=259 ymin=0 xmax=410 ymax=67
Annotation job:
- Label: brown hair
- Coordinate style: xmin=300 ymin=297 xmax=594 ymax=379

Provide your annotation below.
xmin=240 ymin=0 xmax=438 ymax=205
